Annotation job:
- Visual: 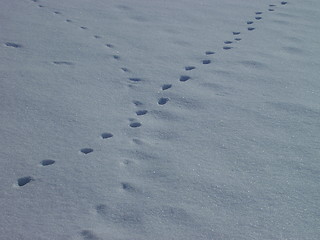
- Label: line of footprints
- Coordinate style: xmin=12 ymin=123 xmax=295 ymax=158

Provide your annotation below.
xmin=11 ymin=1 xmax=288 ymax=238
xmin=12 ymin=0 xmax=287 ymax=186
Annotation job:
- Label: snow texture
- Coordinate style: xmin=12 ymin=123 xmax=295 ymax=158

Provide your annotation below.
xmin=0 ymin=0 xmax=319 ymax=239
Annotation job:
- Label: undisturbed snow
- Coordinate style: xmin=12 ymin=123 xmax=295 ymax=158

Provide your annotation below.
xmin=0 ymin=0 xmax=319 ymax=239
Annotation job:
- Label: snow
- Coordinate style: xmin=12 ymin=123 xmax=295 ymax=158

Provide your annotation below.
xmin=1 ymin=0 xmax=319 ymax=239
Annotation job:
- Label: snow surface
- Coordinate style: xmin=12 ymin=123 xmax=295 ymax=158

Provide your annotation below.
xmin=1 ymin=0 xmax=319 ymax=239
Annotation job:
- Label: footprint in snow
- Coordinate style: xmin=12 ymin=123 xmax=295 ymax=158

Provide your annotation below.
xmin=185 ymin=66 xmax=195 ymax=71
xmin=66 ymin=19 xmax=72 ymax=23
xmin=235 ymin=38 xmax=241 ymax=41
xmin=233 ymin=31 xmax=241 ymax=35
xmin=247 ymin=21 xmax=254 ymax=24
xmin=179 ymin=75 xmax=191 ymax=82
xmin=136 ymin=110 xmax=148 ymax=116
xmin=129 ymin=78 xmax=142 ymax=82
xmin=224 ymin=41 xmax=233 ymax=44
xmin=255 ymin=16 xmax=262 ymax=20
xmin=94 ymin=35 xmax=101 ymax=39
xmin=54 ymin=11 xmax=61 ymax=15
xmin=17 ymin=176 xmax=34 ymax=187
xmin=130 ymin=122 xmax=141 ymax=128
xmin=53 ymin=61 xmax=73 ymax=65
xmin=205 ymin=51 xmax=215 ymax=55
xmin=121 ymin=67 xmax=130 ymax=72
xmin=41 ymin=159 xmax=55 ymax=166
xmin=80 ymin=230 xmax=100 ymax=240
xmin=255 ymin=12 xmax=263 ymax=15
xmin=80 ymin=148 xmax=93 ymax=154
xmin=101 ymin=133 xmax=113 ymax=139
xmin=281 ymin=1 xmax=287 ymax=5
xmin=248 ymin=27 xmax=255 ymax=31
xmin=5 ymin=42 xmax=22 ymax=48
xmin=223 ymin=46 xmax=232 ymax=50
xmin=113 ymin=55 xmax=120 ymax=60
xmin=202 ymin=60 xmax=211 ymax=64
xmin=158 ymin=97 xmax=169 ymax=105
xmin=162 ymin=84 xmax=172 ymax=90
xmin=80 ymin=26 xmax=88 ymax=30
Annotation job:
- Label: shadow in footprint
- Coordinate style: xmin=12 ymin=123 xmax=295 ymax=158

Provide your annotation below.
xmin=281 ymin=1 xmax=287 ymax=5
xmin=256 ymin=12 xmax=263 ymax=15
xmin=113 ymin=55 xmax=120 ymax=60
xmin=5 ymin=42 xmax=22 ymax=48
xmin=41 ymin=159 xmax=55 ymax=166
xmin=18 ymin=176 xmax=34 ymax=187
xmin=121 ymin=182 xmax=139 ymax=193
xmin=223 ymin=46 xmax=232 ymax=50
xmin=136 ymin=110 xmax=148 ymax=116
xmin=101 ymin=133 xmax=113 ymax=139
xmin=129 ymin=78 xmax=142 ymax=82
xmin=94 ymin=35 xmax=101 ymax=39
xmin=53 ymin=61 xmax=73 ymax=65
xmin=54 ymin=11 xmax=61 ymax=15
xmin=248 ymin=27 xmax=255 ymax=31
xmin=224 ymin=41 xmax=232 ymax=44
xmin=81 ymin=148 xmax=93 ymax=154
xmin=180 ymin=75 xmax=191 ymax=82
xmin=80 ymin=230 xmax=100 ymax=240
xmin=133 ymin=100 xmax=143 ymax=106
xmin=121 ymin=67 xmax=130 ymax=72
xmin=80 ymin=26 xmax=88 ymax=30
xmin=235 ymin=38 xmax=241 ymax=41
xmin=66 ymin=19 xmax=72 ymax=23
xmin=158 ymin=98 xmax=169 ymax=105
xmin=162 ymin=84 xmax=172 ymax=90
xmin=205 ymin=51 xmax=215 ymax=55
xmin=202 ymin=60 xmax=211 ymax=64
xmin=233 ymin=32 xmax=240 ymax=35
xmin=185 ymin=66 xmax=195 ymax=71
xmin=255 ymin=17 xmax=262 ymax=20
xmin=130 ymin=122 xmax=141 ymax=128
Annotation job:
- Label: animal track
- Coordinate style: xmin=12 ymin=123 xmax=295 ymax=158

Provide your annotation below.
xmin=41 ymin=159 xmax=55 ymax=166
xmin=248 ymin=27 xmax=255 ymax=31
xmin=179 ymin=75 xmax=191 ymax=82
xmin=268 ymin=8 xmax=275 ymax=11
xmin=281 ymin=1 xmax=287 ymax=5
xmin=105 ymin=44 xmax=114 ymax=48
xmin=53 ymin=61 xmax=73 ymax=65
xmin=205 ymin=51 xmax=215 ymax=55
xmin=121 ymin=182 xmax=138 ymax=192
xmin=223 ymin=46 xmax=232 ymax=50
xmin=17 ymin=176 xmax=34 ymax=187
xmin=235 ymin=38 xmax=241 ymax=41
xmin=158 ymin=97 xmax=169 ymax=105
xmin=255 ymin=12 xmax=263 ymax=15
xmin=255 ymin=17 xmax=262 ymax=20
xmin=80 ymin=26 xmax=88 ymax=30
xmin=129 ymin=78 xmax=142 ymax=82
xmin=162 ymin=84 xmax=172 ymax=90
xmin=130 ymin=122 xmax=141 ymax=128
xmin=5 ymin=42 xmax=22 ymax=48
xmin=121 ymin=67 xmax=130 ymax=72
xmin=94 ymin=35 xmax=101 ymax=39
xmin=185 ymin=66 xmax=195 ymax=71
xmin=54 ymin=11 xmax=61 ymax=15
xmin=113 ymin=55 xmax=120 ymax=60
xmin=80 ymin=230 xmax=100 ymax=240
xmin=224 ymin=41 xmax=232 ymax=44
xmin=101 ymin=133 xmax=113 ymax=139
xmin=66 ymin=19 xmax=72 ymax=23
xmin=247 ymin=21 xmax=254 ymax=24
xmin=136 ymin=110 xmax=148 ymax=116
xmin=233 ymin=32 xmax=241 ymax=35
xmin=133 ymin=100 xmax=143 ymax=106
xmin=80 ymin=148 xmax=93 ymax=154
xmin=202 ymin=60 xmax=211 ymax=64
